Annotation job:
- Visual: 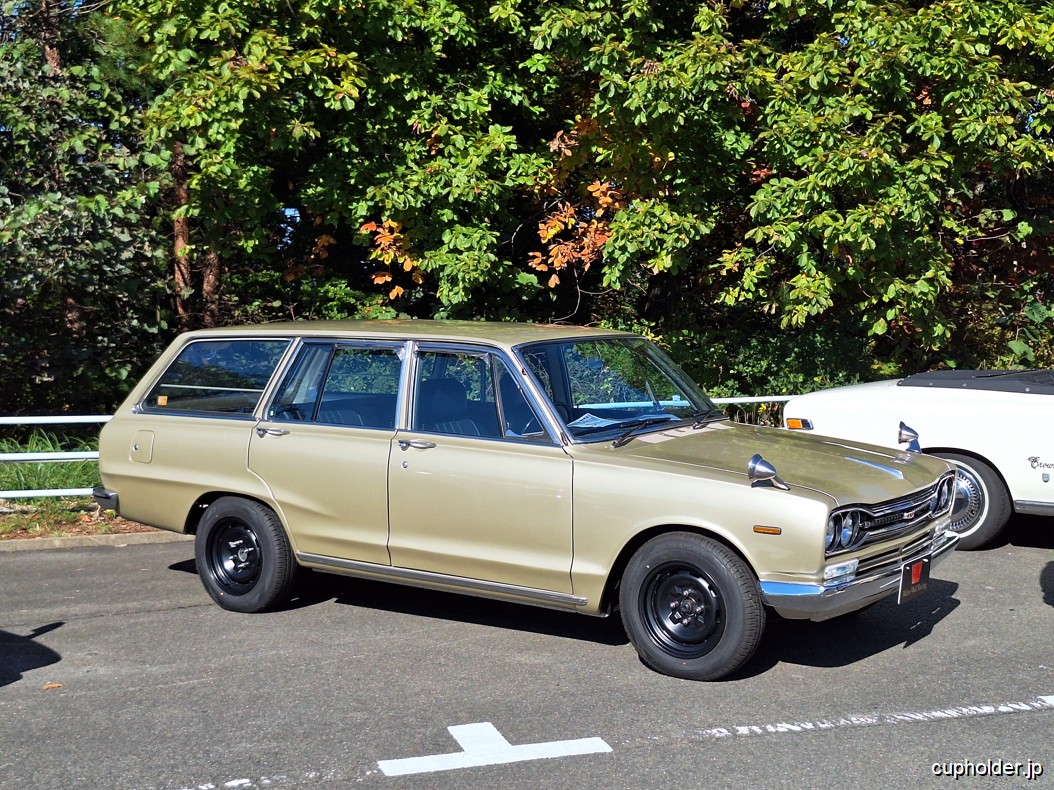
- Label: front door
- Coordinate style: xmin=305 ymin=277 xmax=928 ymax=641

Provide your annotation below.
xmin=386 ymin=347 xmax=574 ymax=593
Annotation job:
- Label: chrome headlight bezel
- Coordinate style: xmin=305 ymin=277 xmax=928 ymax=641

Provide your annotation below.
xmin=826 ymin=507 xmax=867 ymax=554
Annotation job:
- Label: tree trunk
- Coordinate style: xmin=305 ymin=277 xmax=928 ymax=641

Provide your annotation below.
xmin=201 ymin=248 xmax=222 ymax=328
xmin=171 ymin=141 xmax=193 ymax=330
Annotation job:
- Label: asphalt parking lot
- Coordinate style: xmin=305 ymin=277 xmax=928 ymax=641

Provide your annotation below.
xmin=2 ymin=518 xmax=1052 ymax=790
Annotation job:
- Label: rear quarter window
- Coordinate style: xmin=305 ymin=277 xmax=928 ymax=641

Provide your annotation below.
xmin=144 ymin=339 xmax=290 ymax=416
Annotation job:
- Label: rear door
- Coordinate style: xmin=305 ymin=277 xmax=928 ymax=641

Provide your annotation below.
xmin=248 ymin=341 xmax=406 ymax=564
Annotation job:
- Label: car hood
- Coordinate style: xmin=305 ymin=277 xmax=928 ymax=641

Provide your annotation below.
xmin=609 ymin=421 xmax=950 ymax=505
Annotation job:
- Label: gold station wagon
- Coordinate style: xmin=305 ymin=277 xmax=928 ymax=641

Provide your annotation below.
xmin=95 ymin=320 xmax=959 ymax=680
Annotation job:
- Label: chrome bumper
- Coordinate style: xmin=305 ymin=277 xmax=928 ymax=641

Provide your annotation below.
xmin=759 ymin=529 xmax=960 ymax=621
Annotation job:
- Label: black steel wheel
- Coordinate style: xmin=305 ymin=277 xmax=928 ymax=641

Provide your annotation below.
xmin=934 ymin=452 xmax=1011 ymax=550
xmin=620 ymin=532 xmax=764 ymax=680
xmin=195 ymin=497 xmax=298 ymax=613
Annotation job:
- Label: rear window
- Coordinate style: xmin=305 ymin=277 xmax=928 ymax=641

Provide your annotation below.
xmin=144 ymin=339 xmax=290 ymax=416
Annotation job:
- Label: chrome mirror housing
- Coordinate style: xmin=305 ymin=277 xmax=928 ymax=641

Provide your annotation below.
xmin=898 ymin=421 xmax=921 ymax=453
xmin=748 ymin=453 xmax=790 ymax=491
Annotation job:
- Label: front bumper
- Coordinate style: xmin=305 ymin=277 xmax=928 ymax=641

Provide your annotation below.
xmin=759 ymin=529 xmax=959 ymax=621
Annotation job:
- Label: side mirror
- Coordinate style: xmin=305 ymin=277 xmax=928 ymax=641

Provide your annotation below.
xmin=898 ymin=421 xmax=921 ymax=453
xmin=748 ymin=453 xmax=790 ymax=491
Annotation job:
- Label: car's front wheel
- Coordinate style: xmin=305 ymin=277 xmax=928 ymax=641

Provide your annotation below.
xmin=619 ymin=532 xmax=765 ymax=681
xmin=934 ymin=452 xmax=1011 ymax=550
xmin=195 ymin=497 xmax=298 ymax=612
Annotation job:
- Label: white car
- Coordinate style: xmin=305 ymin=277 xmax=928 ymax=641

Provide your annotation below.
xmin=783 ymin=369 xmax=1054 ymax=549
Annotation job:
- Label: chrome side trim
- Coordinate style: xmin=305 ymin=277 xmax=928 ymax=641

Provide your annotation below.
xmin=1014 ymin=500 xmax=1054 ymax=517
xmin=297 ymin=552 xmax=588 ymax=609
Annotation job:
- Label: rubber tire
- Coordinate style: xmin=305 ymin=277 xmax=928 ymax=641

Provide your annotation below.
xmin=619 ymin=532 xmax=765 ymax=681
xmin=934 ymin=452 xmax=1011 ymax=551
xmin=195 ymin=497 xmax=298 ymax=613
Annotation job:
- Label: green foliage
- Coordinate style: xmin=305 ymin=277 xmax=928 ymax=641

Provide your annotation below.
xmin=719 ymin=0 xmax=1054 ymax=365
xmin=0 ymin=2 xmax=168 ymax=414
xmin=3 ymin=1 xmax=1054 ymax=421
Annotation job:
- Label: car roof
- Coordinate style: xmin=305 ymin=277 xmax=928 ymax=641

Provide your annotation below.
xmin=179 ymin=319 xmax=634 ymax=350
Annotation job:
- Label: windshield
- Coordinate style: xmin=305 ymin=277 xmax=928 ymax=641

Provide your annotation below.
xmin=517 ymin=336 xmax=721 ymax=443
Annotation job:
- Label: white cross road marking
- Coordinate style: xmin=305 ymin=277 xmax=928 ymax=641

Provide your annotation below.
xmin=377 ymin=722 xmax=612 ymax=777
xmin=696 ymin=695 xmax=1054 ymax=739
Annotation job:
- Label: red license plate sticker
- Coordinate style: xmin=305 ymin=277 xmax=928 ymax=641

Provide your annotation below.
xmin=898 ymin=555 xmax=931 ymax=604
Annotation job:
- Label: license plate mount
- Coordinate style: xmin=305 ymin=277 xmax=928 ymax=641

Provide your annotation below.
xmin=898 ymin=555 xmax=931 ymax=604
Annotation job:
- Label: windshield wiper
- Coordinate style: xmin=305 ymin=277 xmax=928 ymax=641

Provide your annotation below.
xmin=690 ymin=407 xmax=728 ymax=429
xmin=611 ymin=417 xmax=675 ymax=448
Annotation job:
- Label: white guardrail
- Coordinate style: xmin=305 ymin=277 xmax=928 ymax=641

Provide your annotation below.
xmin=0 ymin=415 xmax=112 ymax=499
xmin=0 ymin=397 xmax=794 ymax=500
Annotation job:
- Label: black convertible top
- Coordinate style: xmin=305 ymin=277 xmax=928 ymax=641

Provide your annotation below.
xmin=897 ymin=369 xmax=1054 ymax=394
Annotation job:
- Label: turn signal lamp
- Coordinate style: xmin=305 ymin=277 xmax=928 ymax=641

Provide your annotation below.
xmin=785 ymin=418 xmax=813 ymax=430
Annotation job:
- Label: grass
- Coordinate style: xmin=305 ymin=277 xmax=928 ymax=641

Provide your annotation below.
xmin=0 ymin=431 xmax=154 ymax=540
xmin=0 ymin=430 xmax=99 ymax=492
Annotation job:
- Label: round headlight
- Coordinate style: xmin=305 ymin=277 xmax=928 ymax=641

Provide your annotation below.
xmin=839 ymin=511 xmax=860 ymax=548
xmin=825 ymin=514 xmax=839 ymax=551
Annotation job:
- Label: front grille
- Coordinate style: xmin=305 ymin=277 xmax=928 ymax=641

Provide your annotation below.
xmin=856 ymin=531 xmax=933 ymax=578
xmin=827 ymin=472 xmax=955 ymax=558
xmin=861 ymin=484 xmax=945 ymax=543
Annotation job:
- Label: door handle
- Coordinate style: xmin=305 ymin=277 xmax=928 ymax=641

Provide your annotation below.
xmin=256 ymin=427 xmax=291 ymax=438
xmin=398 ymin=439 xmax=437 ymax=450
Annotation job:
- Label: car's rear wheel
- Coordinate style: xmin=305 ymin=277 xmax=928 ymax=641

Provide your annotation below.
xmin=195 ymin=497 xmax=298 ymax=612
xmin=619 ymin=532 xmax=765 ymax=681
xmin=934 ymin=452 xmax=1011 ymax=550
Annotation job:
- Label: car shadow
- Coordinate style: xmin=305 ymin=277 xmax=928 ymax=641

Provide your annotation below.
xmin=1003 ymin=513 xmax=1054 ymax=551
xmin=171 ymin=559 xmax=963 ymax=670
xmin=168 ymin=559 xmax=197 ymax=575
xmin=981 ymin=515 xmax=1054 ymax=610
xmin=0 ymin=622 xmax=63 ymax=688
xmin=729 ymin=578 xmax=960 ymax=679
xmin=1041 ymin=563 xmax=1054 ymax=609
xmin=296 ymin=570 xmax=629 ymax=646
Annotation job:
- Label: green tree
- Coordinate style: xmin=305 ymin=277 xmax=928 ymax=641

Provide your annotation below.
xmin=717 ymin=0 xmax=1054 ymax=369
xmin=111 ymin=0 xmax=1054 ymax=395
xmin=0 ymin=1 xmax=168 ymax=415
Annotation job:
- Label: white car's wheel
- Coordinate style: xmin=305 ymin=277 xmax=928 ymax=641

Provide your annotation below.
xmin=934 ymin=453 xmax=1011 ymax=550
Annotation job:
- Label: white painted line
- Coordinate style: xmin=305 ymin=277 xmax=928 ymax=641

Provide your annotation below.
xmin=696 ymin=695 xmax=1054 ymax=740
xmin=377 ymin=722 xmax=612 ymax=777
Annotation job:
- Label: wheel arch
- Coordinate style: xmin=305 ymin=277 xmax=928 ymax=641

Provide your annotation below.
xmin=598 ymin=524 xmax=759 ymax=616
xmin=183 ymin=492 xmax=287 ymax=536
xmin=922 ymin=446 xmax=1013 ymax=507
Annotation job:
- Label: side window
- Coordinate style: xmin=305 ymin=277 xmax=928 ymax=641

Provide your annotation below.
xmin=268 ymin=344 xmax=332 ymax=421
xmin=145 ymin=339 xmax=289 ymax=416
xmin=494 ymin=360 xmax=549 ymax=444
xmin=269 ymin=344 xmax=402 ymax=429
xmin=318 ymin=347 xmax=402 ymax=428
xmin=412 ymin=350 xmax=549 ymax=442
xmin=413 ymin=351 xmax=501 ymax=437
